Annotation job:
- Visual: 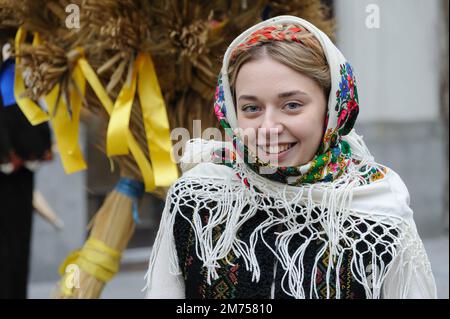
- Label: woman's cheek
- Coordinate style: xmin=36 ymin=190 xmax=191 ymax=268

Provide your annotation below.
xmin=289 ymin=115 xmax=323 ymax=142
xmin=237 ymin=115 xmax=259 ymax=131
xmin=286 ymin=118 xmax=311 ymax=142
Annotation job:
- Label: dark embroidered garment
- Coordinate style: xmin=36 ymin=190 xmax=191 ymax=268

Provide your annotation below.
xmin=171 ymin=189 xmax=393 ymax=299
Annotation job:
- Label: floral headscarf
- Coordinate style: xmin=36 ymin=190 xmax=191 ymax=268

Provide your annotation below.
xmin=213 ymin=16 xmax=380 ymax=185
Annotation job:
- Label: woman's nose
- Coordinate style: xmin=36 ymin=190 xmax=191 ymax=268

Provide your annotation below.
xmin=259 ymin=111 xmax=284 ymax=139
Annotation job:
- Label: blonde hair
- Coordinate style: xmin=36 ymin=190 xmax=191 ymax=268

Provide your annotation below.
xmin=228 ymin=24 xmax=331 ymax=101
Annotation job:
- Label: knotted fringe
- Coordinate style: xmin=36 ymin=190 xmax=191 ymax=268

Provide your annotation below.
xmin=145 ymin=138 xmax=436 ymax=299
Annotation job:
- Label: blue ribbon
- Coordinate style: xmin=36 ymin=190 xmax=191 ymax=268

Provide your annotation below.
xmin=114 ymin=178 xmax=145 ymax=224
xmin=0 ymin=59 xmax=16 ymax=107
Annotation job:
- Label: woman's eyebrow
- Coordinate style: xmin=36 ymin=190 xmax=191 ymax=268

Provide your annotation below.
xmin=238 ymin=90 xmax=308 ymax=101
xmin=238 ymin=95 xmax=259 ymax=102
xmin=278 ymin=90 xmax=308 ymax=98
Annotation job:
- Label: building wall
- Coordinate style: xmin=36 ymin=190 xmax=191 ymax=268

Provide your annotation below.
xmin=335 ymin=0 xmax=447 ymax=238
xmin=336 ymin=0 xmax=441 ymax=122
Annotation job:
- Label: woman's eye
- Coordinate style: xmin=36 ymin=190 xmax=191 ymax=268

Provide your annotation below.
xmin=284 ymin=102 xmax=303 ymax=110
xmin=242 ymin=105 xmax=261 ymax=113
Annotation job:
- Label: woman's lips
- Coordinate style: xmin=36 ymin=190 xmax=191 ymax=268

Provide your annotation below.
xmin=258 ymin=143 xmax=296 ymax=154
xmin=257 ymin=142 xmax=298 ymax=164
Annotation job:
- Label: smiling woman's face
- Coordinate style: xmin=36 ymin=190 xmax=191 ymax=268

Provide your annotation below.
xmin=236 ymin=56 xmax=327 ymax=167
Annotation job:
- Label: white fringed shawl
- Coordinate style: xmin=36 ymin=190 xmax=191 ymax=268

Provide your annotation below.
xmin=145 ymin=138 xmax=437 ymax=299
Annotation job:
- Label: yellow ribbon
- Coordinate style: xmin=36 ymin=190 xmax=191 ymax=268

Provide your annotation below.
xmin=77 ymin=57 xmax=156 ymax=191
xmin=58 ymin=238 xmax=121 ymax=296
xmin=13 ymin=28 xmax=49 ymax=125
xmin=106 ymin=59 xmax=138 ymax=155
xmin=57 ymin=249 xmax=80 ymax=297
xmin=14 ymin=27 xmax=87 ymax=173
xmin=44 ymin=70 xmax=87 ymax=173
xmin=136 ymin=53 xmax=179 ymax=186
xmin=78 ymin=53 xmax=178 ymax=190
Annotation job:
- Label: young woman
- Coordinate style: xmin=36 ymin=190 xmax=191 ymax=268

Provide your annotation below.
xmin=145 ymin=16 xmax=437 ymax=299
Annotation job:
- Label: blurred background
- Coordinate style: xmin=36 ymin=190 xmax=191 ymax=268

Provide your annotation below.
xmin=1 ymin=0 xmax=448 ymax=299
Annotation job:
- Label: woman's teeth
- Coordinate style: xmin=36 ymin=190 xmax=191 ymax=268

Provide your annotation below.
xmin=259 ymin=143 xmax=296 ymax=154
